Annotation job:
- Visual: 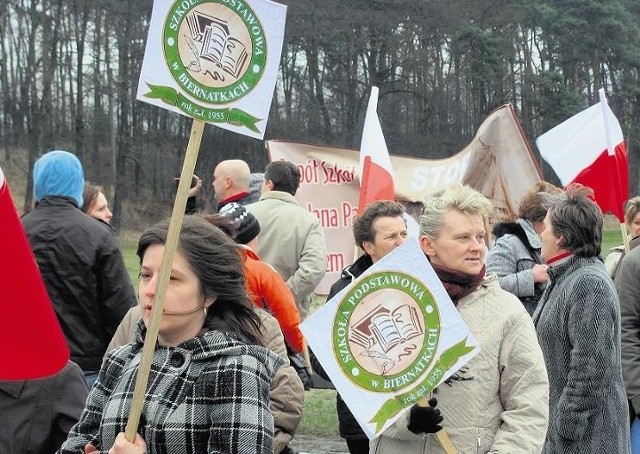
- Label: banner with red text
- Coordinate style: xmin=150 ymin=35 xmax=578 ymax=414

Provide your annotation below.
xmin=267 ymin=104 xmax=543 ymax=295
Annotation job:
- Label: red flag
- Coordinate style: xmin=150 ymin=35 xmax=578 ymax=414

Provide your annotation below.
xmin=0 ymin=166 xmax=69 ymax=379
xmin=537 ymin=89 xmax=628 ymax=221
xmin=358 ymin=87 xmax=395 ymax=213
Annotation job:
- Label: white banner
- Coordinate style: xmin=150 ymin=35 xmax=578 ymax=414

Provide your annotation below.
xmin=137 ymin=0 xmax=287 ymax=139
xmin=301 ymin=240 xmax=479 ymax=439
xmin=267 ymin=104 xmax=543 ymax=294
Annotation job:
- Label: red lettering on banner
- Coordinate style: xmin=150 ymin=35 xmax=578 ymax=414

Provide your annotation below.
xmin=306 ymin=202 xmax=339 ymax=228
xmin=297 ymin=159 xmax=319 ymax=184
xmin=341 ymin=201 xmax=357 ymax=228
xmin=321 ymin=161 xmax=356 ymax=185
xmin=326 ymin=252 xmax=345 ymax=273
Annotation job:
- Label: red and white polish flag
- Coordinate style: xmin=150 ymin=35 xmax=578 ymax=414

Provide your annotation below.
xmin=536 ymin=89 xmax=628 ymax=221
xmin=0 ymin=166 xmax=69 ymax=379
xmin=358 ymin=86 xmax=396 ymax=213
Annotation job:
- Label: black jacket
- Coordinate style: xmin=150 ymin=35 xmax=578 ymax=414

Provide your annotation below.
xmin=0 ymin=361 xmax=88 ymax=453
xmin=22 ymin=196 xmax=137 ymax=371
xmin=313 ymin=254 xmax=373 ymax=441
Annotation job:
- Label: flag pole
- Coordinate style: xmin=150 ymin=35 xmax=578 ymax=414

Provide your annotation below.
xmin=124 ymin=118 xmax=206 ymax=442
xmin=599 ymin=89 xmax=630 ymax=253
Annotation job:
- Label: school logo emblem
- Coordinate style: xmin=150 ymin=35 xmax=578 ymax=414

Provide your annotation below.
xmin=143 ymin=0 xmax=269 ymax=132
xmin=164 ymin=0 xmax=266 ymax=104
xmin=333 ymin=271 xmax=441 ymax=392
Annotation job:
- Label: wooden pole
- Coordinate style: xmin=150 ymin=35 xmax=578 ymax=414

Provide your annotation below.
xmin=417 ymin=397 xmax=457 ymax=454
xmin=621 ymin=223 xmax=630 ymax=253
xmin=124 ymin=119 xmax=206 ymax=441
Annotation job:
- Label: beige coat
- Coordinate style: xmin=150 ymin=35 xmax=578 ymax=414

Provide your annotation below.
xmin=248 ymin=191 xmax=327 ymax=318
xmin=371 ymin=275 xmax=549 ymax=454
xmin=106 ymin=306 xmax=305 ymax=454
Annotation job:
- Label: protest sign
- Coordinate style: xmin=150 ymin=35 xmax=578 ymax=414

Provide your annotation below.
xmin=137 ymin=0 xmax=286 ymax=139
xmin=127 ymin=0 xmax=287 ymax=441
xmin=301 ymin=239 xmax=480 ymax=439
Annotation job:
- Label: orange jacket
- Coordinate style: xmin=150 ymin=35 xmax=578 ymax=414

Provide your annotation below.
xmin=241 ymin=246 xmax=305 ymax=353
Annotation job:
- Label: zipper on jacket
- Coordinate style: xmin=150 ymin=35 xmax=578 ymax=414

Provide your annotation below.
xmin=476 ymin=428 xmax=481 ymax=454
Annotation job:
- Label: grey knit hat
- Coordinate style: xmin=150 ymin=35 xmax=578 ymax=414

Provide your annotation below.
xmin=219 ymin=202 xmax=261 ymax=244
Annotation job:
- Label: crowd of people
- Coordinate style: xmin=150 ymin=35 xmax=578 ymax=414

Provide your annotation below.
xmin=1 ymin=149 xmax=638 ymax=454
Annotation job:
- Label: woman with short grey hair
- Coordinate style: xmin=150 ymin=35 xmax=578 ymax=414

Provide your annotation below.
xmin=534 ymin=184 xmax=629 ymax=453
xmin=372 ymin=184 xmax=549 ymax=453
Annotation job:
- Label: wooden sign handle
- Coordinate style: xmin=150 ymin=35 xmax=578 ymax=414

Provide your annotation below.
xmin=621 ymin=223 xmax=631 ymax=253
xmin=124 ymin=119 xmax=206 ymax=442
xmin=417 ymin=397 xmax=457 ymax=454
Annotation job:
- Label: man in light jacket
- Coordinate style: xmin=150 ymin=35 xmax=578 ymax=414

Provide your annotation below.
xmin=248 ymin=160 xmax=327 ymax=319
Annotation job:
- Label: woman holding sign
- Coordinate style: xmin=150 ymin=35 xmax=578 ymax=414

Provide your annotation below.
xmin=371 ymin=185 xmax=549 ymax=453
xmin=58 ymin=216 xmax=282 ymax=454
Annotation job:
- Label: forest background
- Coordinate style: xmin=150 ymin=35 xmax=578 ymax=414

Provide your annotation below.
xmin=2 ymin=0 xmax=640 ymax=231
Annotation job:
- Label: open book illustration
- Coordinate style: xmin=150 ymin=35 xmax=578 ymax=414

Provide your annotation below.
xmin=185 ymin=10 xmax=249 ymax=80
xmin=351 ymin=304 xmax=423 ymax=354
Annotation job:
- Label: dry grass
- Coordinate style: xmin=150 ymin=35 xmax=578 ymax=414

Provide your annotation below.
xmin=298 ymin=389 xmax=340 ymax=437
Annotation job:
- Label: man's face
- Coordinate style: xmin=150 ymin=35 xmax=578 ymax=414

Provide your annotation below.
xmin=420 ymin=209 xmax=485 ymax=275
xmin=212 ymin=165 xmax=227 ymax=200
xmin=261 ymin=178 xmax=273 ymax=195
xmin=363 ymin=216 xmax=408 ymax=263
xmin=630 ymin=212 xmax=640 ymax=238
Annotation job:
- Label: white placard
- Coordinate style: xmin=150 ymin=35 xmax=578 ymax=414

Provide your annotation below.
xmin=302 ymin=240 xmax=480 ymax=438
xmin=137 ymin=0 xmax=287 ymax=139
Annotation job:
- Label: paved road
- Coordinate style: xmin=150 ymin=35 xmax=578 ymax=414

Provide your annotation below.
xmin=290 ymin=434 xmax=349 ymax=454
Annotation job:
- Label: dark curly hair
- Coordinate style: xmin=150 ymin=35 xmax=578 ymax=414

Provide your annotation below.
xmin=353 ymin=201 xmax=405 ymax=250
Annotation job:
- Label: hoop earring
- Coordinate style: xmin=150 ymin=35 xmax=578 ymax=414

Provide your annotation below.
xmin=203 ymin=306 xmax=208 ymax=318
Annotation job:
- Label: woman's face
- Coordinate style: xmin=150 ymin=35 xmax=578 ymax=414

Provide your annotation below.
xmin=88 ymin=192 xmax=112 ymax=224
xmin=630 ymin=212 xmax=640 ymax=237
xmin=420 ymin=209 xmax=486 ymax=275
xmin=540 ymin=211 xmax=562 ymax=261
xmin=139 ymin=244 xmax=213 ymax=346
xmin=363 ymin=215 xmax=408 ymax=263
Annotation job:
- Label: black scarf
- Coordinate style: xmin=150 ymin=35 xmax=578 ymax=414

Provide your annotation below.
xmin=431 ymin=263 xmax=486 ymax=304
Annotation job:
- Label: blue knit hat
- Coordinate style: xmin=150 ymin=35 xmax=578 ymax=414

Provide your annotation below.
xmin=33 ymin=150 xmax=84 ymax=206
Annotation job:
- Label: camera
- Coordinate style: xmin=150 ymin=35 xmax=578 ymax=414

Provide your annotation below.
xmin=173 ymin=175 xmax=199 ymax=189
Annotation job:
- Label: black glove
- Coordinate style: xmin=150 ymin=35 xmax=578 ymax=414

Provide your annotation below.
xmin=407 ymin=397 xmax=444 ymax=434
